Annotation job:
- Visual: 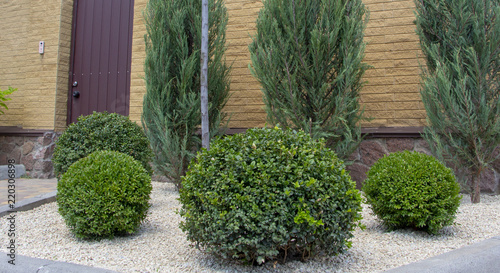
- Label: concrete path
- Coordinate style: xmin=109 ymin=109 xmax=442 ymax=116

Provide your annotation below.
xmin=0 ymin=254 xmax=118 ymax=273
xmin=385 ymin=236 xmax=500 ymax=273
xmin=0 ymin=178 xmax=57 ymax=217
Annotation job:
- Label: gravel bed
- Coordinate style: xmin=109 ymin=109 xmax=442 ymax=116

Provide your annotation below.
xmin=1 ymin=182 xmax=500 ymax=272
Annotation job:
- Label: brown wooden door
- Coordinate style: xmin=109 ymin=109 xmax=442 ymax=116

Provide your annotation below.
xmin=68 ymin=0 xmax=134 ymax=124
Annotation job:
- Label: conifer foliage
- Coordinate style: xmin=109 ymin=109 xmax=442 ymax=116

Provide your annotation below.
xmin=142 ymin=0 xmax=230 ymax=189
xmin=416 ymin=0 xmax=500 ymax=203
xmin=249 ymin=0 xmax=370 ymax=160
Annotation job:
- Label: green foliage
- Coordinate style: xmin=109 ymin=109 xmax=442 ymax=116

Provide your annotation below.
xmin=363 ymin=151 xmax=461 ymax=234
xmin=0 ymin=86 xmax=16 ymax=115
xmin=57 ymin=150 xmax=152 ymax=240
xmin=415 ymin=0 xmax=500 ymax=203
xmin=142 ymin=0 xmax=231 ymax=189
xmin=249 ymin=0 xmax=370 ymax=160
xmin=179 ymin=127 xmax=362 ymax=264
xmin=52 ymin=112 xmax=153 ymax=177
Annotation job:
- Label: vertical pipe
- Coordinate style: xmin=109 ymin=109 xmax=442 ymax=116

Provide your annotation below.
xmin=200 ymin=0 xmax=210 ymax=150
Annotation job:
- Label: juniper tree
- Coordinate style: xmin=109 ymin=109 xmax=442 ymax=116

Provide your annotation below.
xmin=142 ymin=0 xmax=230 ymax=189
xmin=249 ymin=0 xmax=370 ymax=160
xmin=415 ymin=0 xmax=500 ymax=203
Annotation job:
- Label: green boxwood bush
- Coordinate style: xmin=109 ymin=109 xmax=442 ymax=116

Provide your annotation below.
xmin=57 ymin=150 xmax=152 ymax=240
xmin=179 ymin=127 xmax=362 ymax=264
xmin=362 ymin=151 xmax=461 ymax=234
xmin=52 ymin=111 xmax=153 ymax=177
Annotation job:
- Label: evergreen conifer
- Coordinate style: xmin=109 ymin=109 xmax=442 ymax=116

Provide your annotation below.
xmin=249 ymin=0 xmax=370 ymax=160
xmin=142 ymin=0 xmax=230 ymax=189
xmin=416 ymin=0 xmax=500 ymax=203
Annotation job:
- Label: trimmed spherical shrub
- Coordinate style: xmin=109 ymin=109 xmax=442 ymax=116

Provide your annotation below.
xmin=362 ymin=151 xmax=461 ymax=234
xmin=179 ymin=127 xmax=362 ymax=264
xmin=53 ymin=111 xmax=153 ymax=177
xmin=57 ymin=150 xmax=152 ymax=240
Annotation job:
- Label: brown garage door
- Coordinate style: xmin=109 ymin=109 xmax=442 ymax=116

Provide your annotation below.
xmin=68 ymin=0 xmax=134 ymax=124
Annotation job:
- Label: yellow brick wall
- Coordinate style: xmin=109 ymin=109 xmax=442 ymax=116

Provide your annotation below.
xmin=198 ymin=0 xmax=425 ymax=128
xmin=128 ymin=0 xmax=267 ymax=128
xmin=0 ymin=0 xmax=70 ymax=130
xmin=223 ymin=0 xmax=266 ymax=128
xmin=128 ymin=0 xmax=148 ymax=124
xmin=54 ymin=0 xmax=73 ymax=131
xmin=0 ymin=0 xmax=425 ymax=130
xmin=362 ymin=0 xmax=425 ymax=127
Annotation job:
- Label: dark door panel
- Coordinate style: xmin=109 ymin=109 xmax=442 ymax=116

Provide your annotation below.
xmin=69 ymin=0 xmax=134 ymax=124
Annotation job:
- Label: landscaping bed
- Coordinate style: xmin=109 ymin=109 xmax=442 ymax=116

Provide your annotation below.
xmin=1 ymin=182 xmax=499 ymax=272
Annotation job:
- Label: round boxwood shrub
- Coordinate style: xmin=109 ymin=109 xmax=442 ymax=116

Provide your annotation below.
xmin=362 ymin=151 xmax=461 ymax=234
xmin=57 ymin=150 xmax=152 ymax=240
xmin=52 ymin=111 xmax=153 ymax=177
xmin=179 ymin=127 xmax=362 ymax=264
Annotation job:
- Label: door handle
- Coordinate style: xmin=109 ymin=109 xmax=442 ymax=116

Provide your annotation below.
xmin=73 ymin=91 xmax=80 ymax=98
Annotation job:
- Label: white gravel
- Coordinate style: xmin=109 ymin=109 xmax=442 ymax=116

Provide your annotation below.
xmin=1 ymin=182 xmax=499 ymax=272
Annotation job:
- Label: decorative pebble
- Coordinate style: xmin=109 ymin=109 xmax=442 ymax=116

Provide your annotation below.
xmin=1 ymin=182 xmax=499 ymax=272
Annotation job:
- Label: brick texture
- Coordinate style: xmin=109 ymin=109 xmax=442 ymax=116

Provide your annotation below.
xmin=0 ymin=0 xmax=72 ymax=131
xmin=0 ymin=0 xmax=426 ymax=130
xmin=222 ymin=0 xmax=265 ymax=128
xmin=220 ymin=0 xmax=426 ymax=128
xmin=128 ymin=0 xmax=148 ymax=125
xmin=362 ymin=0 xmax=425 ymax=127
xmin=54 ymin=0 xmax=73 ymax=131
xmin=128 ymin=0 xmax=266 ymax=128
xmin=217 ymin=0 xmax=426 ymax=128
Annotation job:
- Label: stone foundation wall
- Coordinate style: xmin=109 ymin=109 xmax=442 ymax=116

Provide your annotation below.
xmin=0 ymin=132 xmax=59 ymax=179
xmin=1 ymin=132 xmax=499 ymax=194
xmin=347 ymin=138 xmax=500 ymax=194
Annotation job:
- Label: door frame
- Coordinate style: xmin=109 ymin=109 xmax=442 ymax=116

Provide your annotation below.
xmin=66 ymin=0 xmax=78 ymax=125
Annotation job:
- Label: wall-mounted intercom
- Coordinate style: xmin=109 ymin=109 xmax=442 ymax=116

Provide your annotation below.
xmin=39 ymin=41 xmax=44 ymax=54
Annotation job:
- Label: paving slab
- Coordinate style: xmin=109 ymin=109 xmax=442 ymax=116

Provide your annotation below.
xmin=0 ymin=178 xmax=57 ymax=205
xmin=385 ymin=236 xmax=500 ymax=273
xmin=0 ymin=254 xmax=118 ymax=273
xmin=0 ymin=165 xmax=25 ymax=180
xmin=0 ymin=178 xmax=57 ymax=217
xmin=0 ymin=191 xmax=57 ymax=217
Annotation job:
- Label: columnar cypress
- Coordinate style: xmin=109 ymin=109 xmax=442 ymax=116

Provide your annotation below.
xmin=142 ymin=0 xmax=230 ymax=189
xmin=416 ymin=0 xmax=500 ymax=203
xmin=249 ymin=0 xmax=370 ymax=160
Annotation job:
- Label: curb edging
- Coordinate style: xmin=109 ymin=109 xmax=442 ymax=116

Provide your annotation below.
xmin=0 ymin=191 xmax=57 ymax=217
